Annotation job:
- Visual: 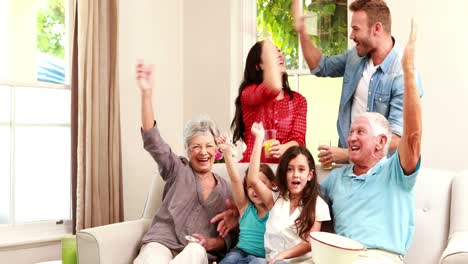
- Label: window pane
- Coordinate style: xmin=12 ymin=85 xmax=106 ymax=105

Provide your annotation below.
xmin=0 ymin=0 xmax=8 ymax=81
xmin=257 ymin=0 xmax=347 ymax=71
xmin=297 ymin=75 xmax=341 ymax=159
xmin=15 ymin=126 xmax=70 ymax=223
xmin=0 ymin=127 xmax=11 ymax=225
xmin=257 ymin=0 xmax=299 ymax=69
xmin=0 ymin=86 xmax=11 ymax=123
xmin=37 ymin=0 xmax=66 ymax=84
xmin=6 ymin=0 xmax=67 ymax=83
xmin=15 ymin=87 xmax=70 ymax=124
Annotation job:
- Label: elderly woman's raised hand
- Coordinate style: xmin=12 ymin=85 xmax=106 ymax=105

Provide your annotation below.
xmin=136 ymin=61 xmax=154 ymax=95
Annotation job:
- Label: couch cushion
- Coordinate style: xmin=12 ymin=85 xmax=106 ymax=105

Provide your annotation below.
xmin=404 ymin=168 xmax=455 ymax=264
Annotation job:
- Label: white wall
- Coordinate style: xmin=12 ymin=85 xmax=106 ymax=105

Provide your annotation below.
xmin=119 ymin=0 xmax=183 ymax=220
xmin=120 ymin=0 xmax=468 ymax=220
xmin=121 ymin=0 xmax=245 ymax=220
xmin=182 ymin=0 xmax=240 ymax=131
xmin=387 ymin=0 xmax=468 ymax=170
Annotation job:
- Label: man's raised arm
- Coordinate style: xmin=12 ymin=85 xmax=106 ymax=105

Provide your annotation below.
xmin=292 ymin=0 xmax=322 ymax=70
xmin=398 ymin=20 xmax=422 ymax=175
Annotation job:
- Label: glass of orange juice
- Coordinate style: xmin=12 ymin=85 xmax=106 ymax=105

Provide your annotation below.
xmin=264 ymin=129 xmax=277 ymax=157
xmin=318 ymin=139 xmax=333 ymax=170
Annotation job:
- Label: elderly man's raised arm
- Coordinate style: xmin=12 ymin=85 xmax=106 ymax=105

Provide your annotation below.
xmin=398 ymin=20 xmax=422 ymax=175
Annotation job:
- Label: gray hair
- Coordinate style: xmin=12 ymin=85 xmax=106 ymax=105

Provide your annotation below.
xmin=183 ymin=115 xmax=219 ymax=150
xmin=359 ymin=112 xmax=392 ymax=155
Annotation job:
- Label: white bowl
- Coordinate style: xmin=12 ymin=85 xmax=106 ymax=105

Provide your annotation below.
xmin=310 ymin=231 xmax=365 ymax=264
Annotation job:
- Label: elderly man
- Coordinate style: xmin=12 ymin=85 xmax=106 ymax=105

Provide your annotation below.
xmin=292 ymin=0 xmax=422 ymax=167
xmin=319 ymin=20 xmax=421 ymax=264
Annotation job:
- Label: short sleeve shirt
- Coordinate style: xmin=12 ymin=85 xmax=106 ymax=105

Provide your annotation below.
xmin=264 ymin=193 xmax=331 ymax=263
xmin=320 ymin=153 xmax=421 ymax=255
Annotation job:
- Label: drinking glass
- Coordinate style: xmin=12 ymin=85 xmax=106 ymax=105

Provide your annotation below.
xmin=318 ymin=139 xmax=333 ymax=170
xmin=264 ymin=129 xmax=277 ymax=158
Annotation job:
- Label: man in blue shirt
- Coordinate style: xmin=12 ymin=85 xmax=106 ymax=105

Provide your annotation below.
xmin=292 ymin=0 xmax=422 ymax=166
xmin=319 ymin=20 xmax=421 ymax=263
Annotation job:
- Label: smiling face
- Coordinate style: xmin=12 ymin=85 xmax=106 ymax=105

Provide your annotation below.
xmin=259 ymin=45 xmax=287 ymax=74
xmin=349 ymin=10 xmax=376 ymax=57
xmin=187 ymin=132 xmax=216 ymax=174
xmin=347 ymin=116 xmax=382 ymax=168
xmin=277 ymin=48 xmax=286 ymax=73
xmin=286 ymin=154 xmax=313 ymax=196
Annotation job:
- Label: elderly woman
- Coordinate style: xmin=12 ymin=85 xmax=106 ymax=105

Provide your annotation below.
xmin=133 ymin=63 xmax=235 ymax=264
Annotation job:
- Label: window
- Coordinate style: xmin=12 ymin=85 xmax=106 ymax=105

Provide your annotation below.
xmin=256 ymin=0 xmax=347 ymax=157
xmin=0 ymin=0 xmax=71 ymax=237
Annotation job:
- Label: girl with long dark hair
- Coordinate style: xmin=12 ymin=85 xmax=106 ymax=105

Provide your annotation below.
xmin=247 ymin=122 xmax=330 ymax=263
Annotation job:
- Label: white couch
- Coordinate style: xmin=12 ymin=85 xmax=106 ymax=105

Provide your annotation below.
xmin=77 ymin=164 xmax=468 ymax=264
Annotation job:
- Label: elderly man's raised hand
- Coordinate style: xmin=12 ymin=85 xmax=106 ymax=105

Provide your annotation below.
xmin=136 ymin=62 xmax=154 ymax=96
xmin=399 ymin=18 xmax=422 ymax=175
xmin=402 ymin=19 xmax=416 ymax=74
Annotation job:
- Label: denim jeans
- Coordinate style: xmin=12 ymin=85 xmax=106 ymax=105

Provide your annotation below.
xmin=219 ymin=248 xmax=267 ymax=264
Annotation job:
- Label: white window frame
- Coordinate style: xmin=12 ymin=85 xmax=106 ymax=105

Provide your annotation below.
xmin=0 ymin=0 xmax=73 ymax=247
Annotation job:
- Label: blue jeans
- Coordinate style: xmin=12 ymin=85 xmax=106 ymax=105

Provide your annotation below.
xmin=219 ymin=248 xmax=266 ymax=264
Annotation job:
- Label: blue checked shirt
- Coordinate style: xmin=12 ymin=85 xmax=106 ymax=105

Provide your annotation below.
xmin=310 ymin=38 xmax=423 ymax=150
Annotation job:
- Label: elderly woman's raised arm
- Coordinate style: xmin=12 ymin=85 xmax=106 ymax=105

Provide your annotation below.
xmin=136 ymin=62 xmax=183 ymax=181
xmin=136 ymin=62 xmax=155 ymax=131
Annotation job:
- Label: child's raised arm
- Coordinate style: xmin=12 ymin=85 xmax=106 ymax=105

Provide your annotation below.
xmin=248 ymin=122 xmax=274 ymax=210
xmin=217 ymin=134 xmax=249 ymax=215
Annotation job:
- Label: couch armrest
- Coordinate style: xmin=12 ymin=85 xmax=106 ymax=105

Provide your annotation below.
xmin=77 ymin=218 xmax=152 ymax=264
xmin=440 ymin=172 xmax=468 ymax=264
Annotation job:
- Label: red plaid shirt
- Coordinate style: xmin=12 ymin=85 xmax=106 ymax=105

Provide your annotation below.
xmin=239 ymin=82 xmax=307 ymax=163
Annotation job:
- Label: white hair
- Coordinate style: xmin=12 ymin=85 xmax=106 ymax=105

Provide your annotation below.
xmin=359 ymin=112 xmax=392 ymax=155
xmin=183 ymin=114 xmax=219 ymax=150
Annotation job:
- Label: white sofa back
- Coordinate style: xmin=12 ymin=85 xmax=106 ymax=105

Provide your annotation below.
xmin=141 ymin=163 xmax=468 ymax=264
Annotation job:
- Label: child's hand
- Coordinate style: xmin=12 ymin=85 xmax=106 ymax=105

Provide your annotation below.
xmin=251 ymin=122 xmax=265 ymax=139
xmin=216 ymin=133 xmax=233 ymax=155
xmin=268 ymin=254 xmax=285 ymax=264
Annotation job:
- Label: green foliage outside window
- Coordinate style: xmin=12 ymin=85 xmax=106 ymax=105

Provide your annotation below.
xmin=257 ymin=0 xmax=348 ymax=70
xmin=37 ymin=0 xmax=65 ymax=59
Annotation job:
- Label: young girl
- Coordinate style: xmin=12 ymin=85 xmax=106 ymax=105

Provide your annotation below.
xmin=217 ymin=134 xmax=276 ymax=264
xmin=249 ymin=122 xmax=331 ymax=264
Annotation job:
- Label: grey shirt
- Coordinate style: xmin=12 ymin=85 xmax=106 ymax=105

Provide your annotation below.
xmin=140 ymin=124 xmax=235 ymax=258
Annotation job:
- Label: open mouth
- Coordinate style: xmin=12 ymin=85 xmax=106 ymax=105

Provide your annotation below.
xmin=291 ymin=180 xmax=301 ymax=186
xmin=350 ymin=146 xmax=360 ymax=152
xmin=354 ymin=41 xmax=360 ymax=48
xmin=197 ymin=157 xmax=210 ymax=164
